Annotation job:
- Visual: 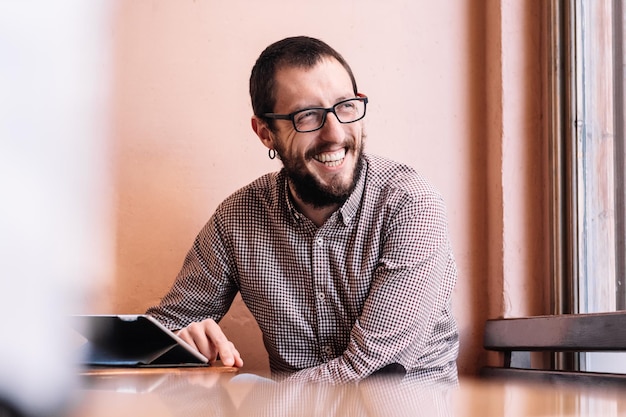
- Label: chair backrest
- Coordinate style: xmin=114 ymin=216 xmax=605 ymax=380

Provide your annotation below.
xmin=481 ymin=311 xmax=626 ymax=387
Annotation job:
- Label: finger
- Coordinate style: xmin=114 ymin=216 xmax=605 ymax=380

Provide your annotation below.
xmin=203 ymin=320 xmax=244 ymax=367
xmin=176 ymin=327 xmax=197 ymax=349
xmin=230 ymin=344 xmax=244 ymax=367
xmin=217 ymin=341 xmax=244 ymax=367
xmin=181 ymin=321 xmax=218 ymax=362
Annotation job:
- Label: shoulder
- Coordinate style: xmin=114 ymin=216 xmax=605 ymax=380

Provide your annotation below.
xmin=363 ymin=154 xmax=444 ymax=208
xmin=215 ymin=171 xmax=283 ymax=217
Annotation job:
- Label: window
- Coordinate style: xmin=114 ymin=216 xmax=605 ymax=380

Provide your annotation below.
xmin=550 ymin=0 xmax=625 ymax=371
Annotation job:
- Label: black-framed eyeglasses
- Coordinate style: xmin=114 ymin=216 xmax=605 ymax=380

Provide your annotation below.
xmin=262 ymin=97 xmax=368 ymax=133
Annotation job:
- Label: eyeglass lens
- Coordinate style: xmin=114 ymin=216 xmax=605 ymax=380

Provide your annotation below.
xmin=294 ymin=99 xmax=365 ymax=132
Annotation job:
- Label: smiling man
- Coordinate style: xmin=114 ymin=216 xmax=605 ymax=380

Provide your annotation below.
xmin=147 ymin=36 xmax=459 ymax=386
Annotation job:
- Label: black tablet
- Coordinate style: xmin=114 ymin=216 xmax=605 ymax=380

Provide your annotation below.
xmin=71 ymin=314 xmax=209 ymax=367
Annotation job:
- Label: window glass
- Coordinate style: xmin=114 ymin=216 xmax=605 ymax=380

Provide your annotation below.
xmin=568 ymin=0 xmax=625 ymax=372
xmin=574 ymin=0 xmax=624 ymax=314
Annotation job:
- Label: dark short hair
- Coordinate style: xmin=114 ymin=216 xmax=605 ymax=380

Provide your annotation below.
xmin=249 ymin=36 xmax=358 ymax=128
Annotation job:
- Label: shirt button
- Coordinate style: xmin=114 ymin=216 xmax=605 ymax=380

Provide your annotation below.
xmin=317 ymin=292 xmax=325 ymax=301
xmin=315 ymin=237 xmax=323 ymax=246
xmin=323 ymin=346 xmax=333 ymax=356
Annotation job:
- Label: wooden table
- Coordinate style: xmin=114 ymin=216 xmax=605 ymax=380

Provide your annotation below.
xmin=69 ymin=367 xmax=626 ymax=416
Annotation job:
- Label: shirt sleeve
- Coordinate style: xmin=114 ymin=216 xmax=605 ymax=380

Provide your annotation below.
xmin=146 ymin=212 xmax=239 ymax=330
xmin=286 ymin=192 xmax=458 ymax=384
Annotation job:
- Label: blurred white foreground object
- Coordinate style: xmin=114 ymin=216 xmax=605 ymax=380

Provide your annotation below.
xmin=0 ymin=1 xmax=113 ymax=416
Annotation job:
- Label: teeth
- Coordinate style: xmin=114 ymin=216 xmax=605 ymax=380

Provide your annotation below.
xmin=314 ymin=149 xmax=346 ymax=166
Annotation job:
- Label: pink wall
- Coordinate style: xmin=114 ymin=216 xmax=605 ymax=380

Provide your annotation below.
xmin=104 ymin=0 xmax=549 ymax=375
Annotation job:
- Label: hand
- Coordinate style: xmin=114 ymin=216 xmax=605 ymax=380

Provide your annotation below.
xmin=177 ymin=318 xmax=244 ymax=367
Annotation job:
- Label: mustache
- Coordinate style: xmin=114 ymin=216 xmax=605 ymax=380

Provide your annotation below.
xmin=304 ymin=138 xmax=357 ymax=160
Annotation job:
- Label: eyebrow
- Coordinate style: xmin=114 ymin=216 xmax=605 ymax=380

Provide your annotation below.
xmin=287 ymin=95 xmax=353 ymax=113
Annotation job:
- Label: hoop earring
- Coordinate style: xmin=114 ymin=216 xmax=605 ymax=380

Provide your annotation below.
xmin=268 ymin=149 xmax=276 ymax=160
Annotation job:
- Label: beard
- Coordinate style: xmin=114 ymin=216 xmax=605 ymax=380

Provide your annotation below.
xmin=275 ymin=134 xmax=366 ymax=209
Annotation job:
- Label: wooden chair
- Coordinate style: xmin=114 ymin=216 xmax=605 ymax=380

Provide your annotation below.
xmin=481 ymin=311 xmax=626 ymax=387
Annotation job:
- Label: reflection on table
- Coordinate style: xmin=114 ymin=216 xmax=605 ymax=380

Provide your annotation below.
xmin=70 ymin=367 xmax=626 ymax=417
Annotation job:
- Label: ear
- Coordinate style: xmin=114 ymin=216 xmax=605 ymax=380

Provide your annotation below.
xmin=251 ymin=116 xmax=274 ymax=150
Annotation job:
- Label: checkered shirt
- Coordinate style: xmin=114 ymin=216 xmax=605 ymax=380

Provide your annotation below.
xmin=147 ymin=153 xmax=459 ymax=385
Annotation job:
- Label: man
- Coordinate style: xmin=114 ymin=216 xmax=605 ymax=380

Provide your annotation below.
xmin=147 ymin=36 xmax=459 ymax=386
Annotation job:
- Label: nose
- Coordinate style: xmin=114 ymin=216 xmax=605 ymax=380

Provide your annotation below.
xmin=319 ymin=111 xmax=344 ymax=142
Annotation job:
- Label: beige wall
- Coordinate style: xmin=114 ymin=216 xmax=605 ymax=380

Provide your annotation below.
xmin=99 ymin=0 xmax=549 ymax=376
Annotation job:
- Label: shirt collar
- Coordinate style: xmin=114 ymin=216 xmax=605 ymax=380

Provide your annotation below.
xmin=338 ymin=156 xmax=367 ymax=226
xmin=279 ymin=171 xmax=303 ymax=223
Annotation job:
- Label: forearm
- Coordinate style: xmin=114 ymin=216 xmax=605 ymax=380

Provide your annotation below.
xmin=147 ymin=216 xmax=237 ymax=329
